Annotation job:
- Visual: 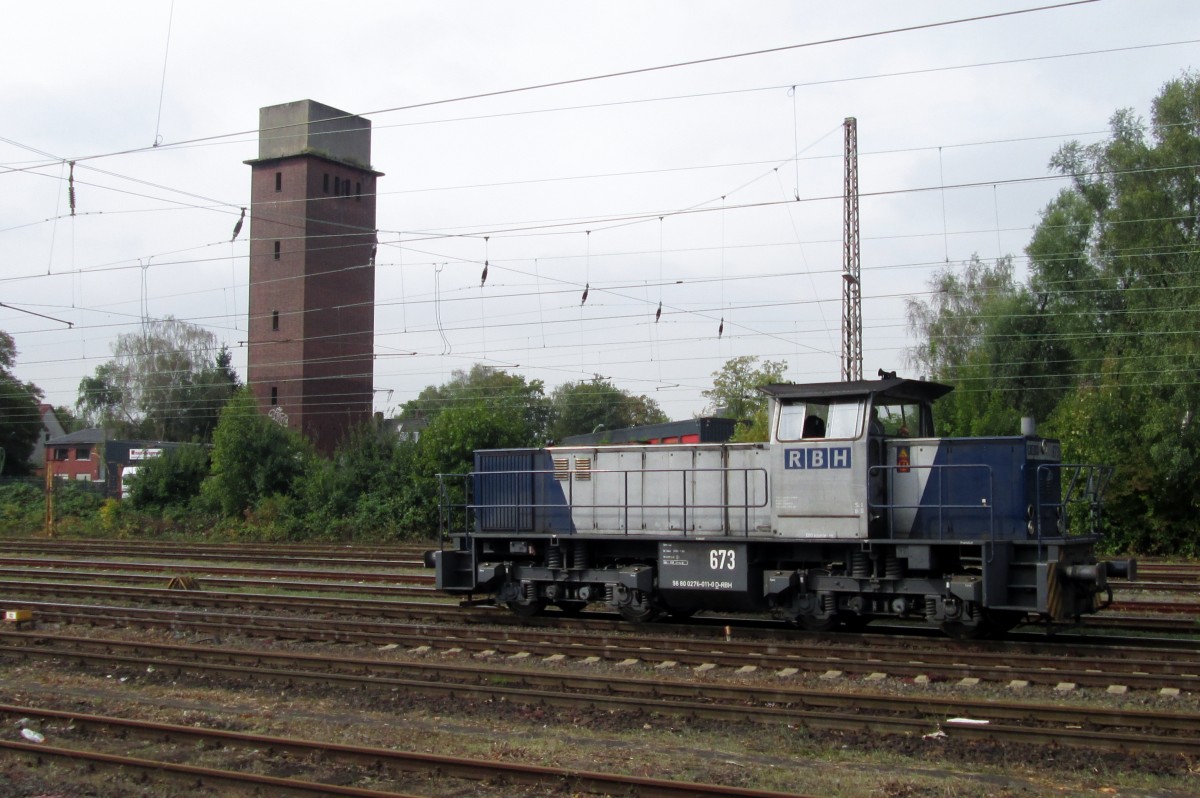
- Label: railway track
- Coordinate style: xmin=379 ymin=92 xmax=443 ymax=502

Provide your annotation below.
xmin=5 ymin=549 xmax=1198 ymax=623
xmin=0 ymin=567 xmax=436 ymax=597
xmin=2 ymin=562 xmax=1197 ymax=638
xmin=4 ymin=594 xmax=1199 ymax=694
xmin=9 ymin=538 xmax=1195 ymax=577
xmin=0 ymin=537 xmax=432 ymax=559
xmin=2 ymin=538 xmax=1196 ymax=794
xmin=0 ymin=562 xmax=1196 ymax=634
xmin=0 ymin=556 xmax=434 ymax=584
xmin=0 ymin=702 xmax=801 ymax=798
xmin=4 ymin=629 xmax=1198 ymax=757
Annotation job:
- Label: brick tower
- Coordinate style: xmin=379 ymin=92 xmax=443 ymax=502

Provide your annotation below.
xmin=245 ymin=100 xmax=381 ymax=454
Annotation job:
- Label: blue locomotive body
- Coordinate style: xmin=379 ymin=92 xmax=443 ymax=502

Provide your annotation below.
xmin=432 ymin=376 xmax=1134 ymax=637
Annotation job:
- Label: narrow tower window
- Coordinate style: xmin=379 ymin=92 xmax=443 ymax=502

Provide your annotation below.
xmin=270 ymin=387 xmax=278 ymax=405
xmin=355 ymin=181 xmax=362 ymax=201
xmin=323 ymin=173 xmax=330 ymax=193
xmin=274 ymin=171 xmax=282 ymax=191
xmin=273 ymin=241 xmax=281 ymax=260
xmin=271 ymin=310 xmax=279 ymax=331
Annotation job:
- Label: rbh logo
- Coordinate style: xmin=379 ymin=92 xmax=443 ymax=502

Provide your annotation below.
xmin=784 ymin=447 xmax=852 ymax=469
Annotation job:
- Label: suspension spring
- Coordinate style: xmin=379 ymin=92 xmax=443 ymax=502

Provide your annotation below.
xmin=572 ymin=540 xmax=589 ymax=569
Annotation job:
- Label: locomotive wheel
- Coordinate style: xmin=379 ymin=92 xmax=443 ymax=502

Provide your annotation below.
xmin=939 ymin=617 xmax=988 ymax=640
xmin=838 ymin=612 xmax=870 ymax=632
xmin=982 ymin=609 xmax=1027 ymax=636
xmin=616 ymin=590 xmax=662 ymax=622
xmin=555 ymin=600 xmax=588 ymax=616
xmin=506 ymin=598 xmax=548 ymax=618
xmin=793 ymin=615 xmax=840 ymax=632
xmin=618 ymin=604 xmax=661 ymax=622
xmin=666 ymin=607 xmax=698 ymax=620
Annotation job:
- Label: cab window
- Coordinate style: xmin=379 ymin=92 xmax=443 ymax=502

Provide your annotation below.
xmin=778 ymin=400 xmax=863 ymax=441
xmin=872 ymin=401 xmax=924 ymax=437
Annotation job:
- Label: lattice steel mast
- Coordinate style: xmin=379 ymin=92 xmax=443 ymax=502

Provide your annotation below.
xmin=841 ymin=116 xmax=862 ymax=382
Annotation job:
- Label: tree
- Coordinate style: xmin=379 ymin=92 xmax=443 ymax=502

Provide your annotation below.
xmin=52 ymin=405 xmax=84 ymax=434
xmin=397 ymin=364 xmax=550 ymax=442
xmin=547 ymin=377 xmax=669 ymax=441
xmin=127 ymin=445 xmax=210 ymax=511
xmin=77 ymin=362 xmax=130 ymax=432
xmin=201 ymin=389 xmax=309 ymax=516
xmin=905 ymin=255 xmax=1060 ymax=436
xmin=0 ymin=331 xmax=44 ymax=475
xmin=400 ymin=401 xmax=537 ymax=533
xmin=293 ymin=419 xmax=415 ymax=538
xmin=702 ymin=356 xmax=786 ymax=422
xmin=77 ymin=318 xmax=240 ymax=441
xmin=904 ymin=72 xmax=1200 ymax=554
xmin=1031 ymin=72 xmax=1200 ymax=554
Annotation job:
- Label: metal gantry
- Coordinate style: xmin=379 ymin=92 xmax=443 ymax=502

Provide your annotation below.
xmin=841 ymin=116 xmax=862 ymax=382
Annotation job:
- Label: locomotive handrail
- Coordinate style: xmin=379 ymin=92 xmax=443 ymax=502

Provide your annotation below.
xmin=439 ymin=466 xmax=770 ymax=538
xmin=868 ymin=463 xmax=995 ymax=545
xmin=1034 ymin=463 xmax=1112 ymax=543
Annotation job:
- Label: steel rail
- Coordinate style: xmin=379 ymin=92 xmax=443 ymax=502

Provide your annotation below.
xmin=0 ymin=556 xmax=434 ymax=583
xmin=0 ymin=703 xmax=812 ymax=798
xmin=3 ymin=634 xmax=1198 ymax=756
xmin=0 ymin=538 xmax=432 ymax=557
xmin=2 ymin=569 xmax=1197 ymax=655
xmin=7 ymin=595 xmax=1200 ymax=692
xmin=7 ymin=630 xmax=1200 ymax=737
xmin=6 ymin=547 xmax=426 ymax=567
xmin=0 ymin=569 xmax=436 ymax=596
xmin=0 ymin=566 xmax=1190 ymax=633
xmin=0 ymin=739 xmax=425 ymax=797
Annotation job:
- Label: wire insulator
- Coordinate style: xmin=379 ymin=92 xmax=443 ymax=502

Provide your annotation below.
xmin=481 ymin=260 xmax=488 ymax=287
xmin=655 ymin=302 xmax=662 ymax=323
xmin=581 ymin=283 xmax=589 ymax=305
xmin=68 ymin=161 xmax=76 ymax=217
xmin=230 ymin=207 xmax=246 ymax=242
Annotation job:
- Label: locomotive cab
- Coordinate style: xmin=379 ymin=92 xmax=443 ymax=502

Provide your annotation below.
xmin=761 ymin=377 xmax=947 ymax=541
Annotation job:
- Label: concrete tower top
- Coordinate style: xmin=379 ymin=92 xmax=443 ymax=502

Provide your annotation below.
xmin=255 ymin=99 xmax=372 ymax=169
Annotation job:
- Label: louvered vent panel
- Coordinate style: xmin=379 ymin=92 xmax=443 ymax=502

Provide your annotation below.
xmin=574 ymin=457 xmax=592 ymax=481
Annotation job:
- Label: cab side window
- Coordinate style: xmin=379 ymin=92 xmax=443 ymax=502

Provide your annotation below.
xmin=874 ymin=402 xmax=923 ymax=436
xmin=777 ymin=400 xmax=863 ymax=441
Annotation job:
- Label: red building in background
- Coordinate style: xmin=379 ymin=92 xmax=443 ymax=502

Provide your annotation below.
xmin=44 ymin=430 xmax=193 ymax=497
xmin=44 ymin=429 xmax=104 ymax=482
xmin=559 ymin=417 xmax=737 ymax=446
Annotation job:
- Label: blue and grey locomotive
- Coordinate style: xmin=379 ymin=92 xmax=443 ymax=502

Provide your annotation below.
xmin=431 ymin=375 xmax=1135 ymax=637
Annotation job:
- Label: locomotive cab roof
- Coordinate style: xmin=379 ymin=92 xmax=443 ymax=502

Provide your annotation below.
xmin=758 ymin=376 xmax=953 ymax=404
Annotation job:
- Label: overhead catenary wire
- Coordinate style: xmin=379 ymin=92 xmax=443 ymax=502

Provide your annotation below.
xmin=2 ymin=10 xmax=1194 ymax=419
xmin=17 ymin=1 xmax=1100 ymax=169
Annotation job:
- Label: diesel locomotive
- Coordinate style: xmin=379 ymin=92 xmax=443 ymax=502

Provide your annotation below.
xmin=430 ymin=374 xmax=1135 ymax=638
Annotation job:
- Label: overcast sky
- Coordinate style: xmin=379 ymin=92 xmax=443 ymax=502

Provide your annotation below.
xmin=2 ymin=0 xmax=1197 ymax=422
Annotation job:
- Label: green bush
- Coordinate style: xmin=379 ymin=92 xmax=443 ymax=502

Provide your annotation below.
xmin=128 ymin=445 xmax=210 ymax=511
xmin=0 ymin=480 xmax=44 ymax=535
